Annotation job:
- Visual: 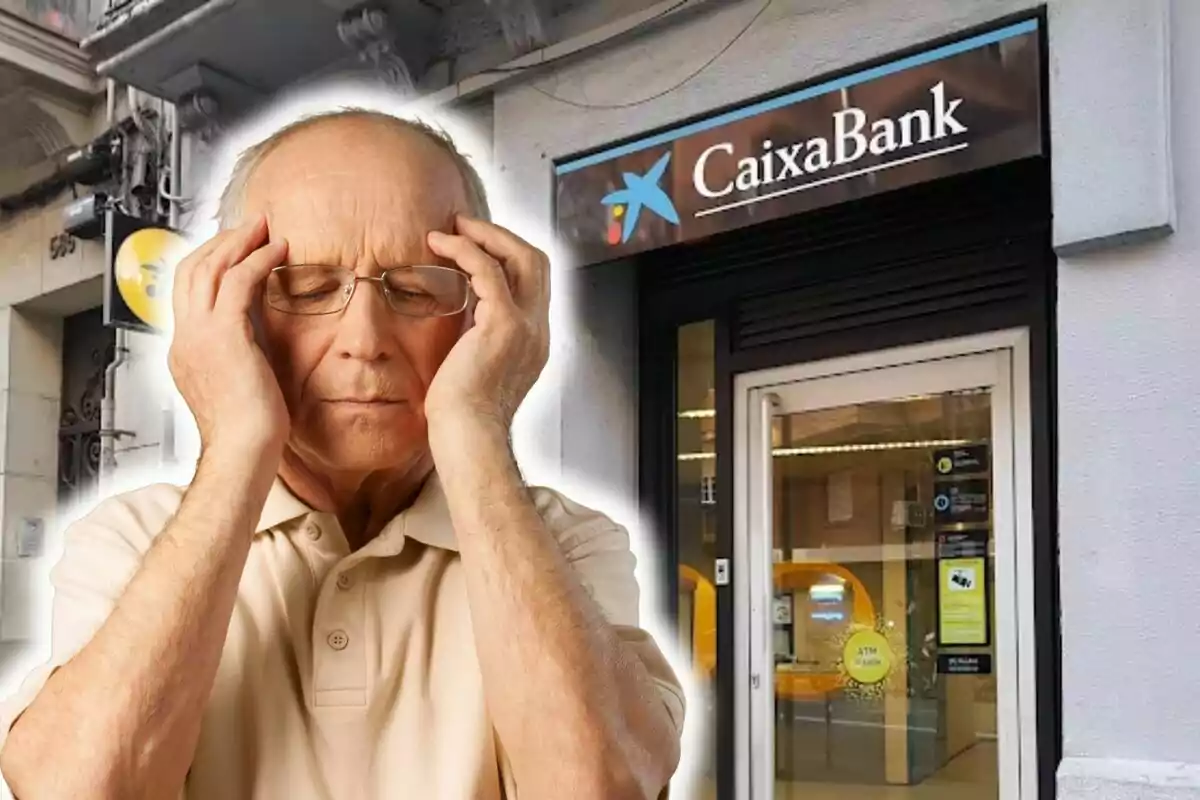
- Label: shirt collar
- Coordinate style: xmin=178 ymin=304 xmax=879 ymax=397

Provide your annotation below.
xmin=254 ymin=471 xmax=458 ymax=552
xmin=255 ymin=477 xmax=310 ymax=533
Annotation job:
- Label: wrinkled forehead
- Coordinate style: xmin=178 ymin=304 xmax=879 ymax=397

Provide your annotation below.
xmin=241 ymin=119 xmax=471 ymax=266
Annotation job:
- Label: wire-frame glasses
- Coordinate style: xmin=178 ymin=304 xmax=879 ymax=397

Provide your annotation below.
xmin=266 ymin=265 xmax=471 ymax=317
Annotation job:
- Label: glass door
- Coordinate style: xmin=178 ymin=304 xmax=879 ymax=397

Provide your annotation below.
xmin=735 ymin=339 xmax=1034 ymax=800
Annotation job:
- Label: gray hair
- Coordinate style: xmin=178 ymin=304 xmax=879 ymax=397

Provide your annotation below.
xmin=215 ymin=107 xmax=491 ymax=229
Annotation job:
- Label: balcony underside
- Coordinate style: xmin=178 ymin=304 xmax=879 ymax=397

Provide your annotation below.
xmin=80 ymin=0 xmax=579 ymax=124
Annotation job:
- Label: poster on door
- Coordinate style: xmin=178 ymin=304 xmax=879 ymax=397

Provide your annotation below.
xmin=938 ymin=556 xmax=989 ymax=646
xmin=933 ymin=444 xmax=990 ymax=477
xmin=937 ymin=653 xmax=993 ymax=675
xmin=773 ymin=596 xmax=794 ymax=625
xmin=932 ymin=479 xmax=990 ymax=525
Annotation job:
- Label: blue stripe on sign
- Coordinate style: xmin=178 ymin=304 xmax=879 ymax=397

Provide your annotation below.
xmin=554 ymin=18 xmax=1038 ymax=176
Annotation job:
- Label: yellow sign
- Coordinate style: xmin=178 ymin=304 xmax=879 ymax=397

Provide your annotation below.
xmin=939 ymin=557 xmax=988 ymax=645
xmin=842 ymin=629 xmax=894 ymax=685
xmin=114 ymin=227 xmax=188 ymax=329
xmin=936 ymin=456 xmax=954 ymax=474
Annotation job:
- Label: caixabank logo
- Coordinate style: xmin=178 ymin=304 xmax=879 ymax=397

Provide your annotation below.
xmin=600 ymin=151 xmax=680 ymax=245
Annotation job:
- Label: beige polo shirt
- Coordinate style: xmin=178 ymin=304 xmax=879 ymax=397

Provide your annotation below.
xmin=0 ymin=474 xmax=684 ymax=799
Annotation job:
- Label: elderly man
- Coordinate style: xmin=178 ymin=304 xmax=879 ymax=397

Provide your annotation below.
xmin=0 ymin=110 xmax=684 ymax=799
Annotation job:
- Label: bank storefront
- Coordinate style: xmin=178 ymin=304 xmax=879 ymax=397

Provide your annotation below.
xmin=551 ymin=15 xmax=1053 ymax=800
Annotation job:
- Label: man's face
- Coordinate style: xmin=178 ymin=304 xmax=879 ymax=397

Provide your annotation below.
xmin=242 ymin=118 xmax=471 ymax=473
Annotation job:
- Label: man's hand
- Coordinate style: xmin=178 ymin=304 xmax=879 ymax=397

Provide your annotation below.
xmin=169 ymin=214 xmax=291 ymax=456
xmin=424 ymin=215 xmax=550 ymax=432
xmin=422 ymin=217 xmax=678 ymax=798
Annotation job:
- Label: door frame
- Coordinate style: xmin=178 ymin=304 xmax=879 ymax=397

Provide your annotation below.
xmin=731 ymin=328 xmax=1038 ymax=799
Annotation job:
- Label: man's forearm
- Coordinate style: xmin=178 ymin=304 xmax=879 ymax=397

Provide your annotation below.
xmin=1 ymin=446 xmax=277 ymax=800
xmin=431 ymin=419 xmax=678 ymax=800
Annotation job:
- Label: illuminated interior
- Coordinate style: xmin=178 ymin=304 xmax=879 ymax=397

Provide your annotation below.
xmin=675 ymin=320 xmax=998 ymax=800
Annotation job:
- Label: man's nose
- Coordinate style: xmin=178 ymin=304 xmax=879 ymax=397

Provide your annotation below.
xmin=333 ymin=279 xmax=394 ymax=361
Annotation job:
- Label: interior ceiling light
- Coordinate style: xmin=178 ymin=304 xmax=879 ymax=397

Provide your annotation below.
xmin=677 ymin=438 xmax=975 ymax=460
xmin=675 ymin=388 xmax=991 ymax=419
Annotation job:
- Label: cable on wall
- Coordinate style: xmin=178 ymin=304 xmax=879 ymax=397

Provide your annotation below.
xmin=478 ymin=0 xmax=696 ymax=76
xmin=529 ymin=0 xmax=772 ymax=110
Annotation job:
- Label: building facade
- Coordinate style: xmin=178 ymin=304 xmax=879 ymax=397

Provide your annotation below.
xmin=498 ymin=3 xmax=1194 ymax=798
xmin=0 ymin=1 xmax=1196 ymax=799
xmin=0 ymin=2 xmax=111 ymax=654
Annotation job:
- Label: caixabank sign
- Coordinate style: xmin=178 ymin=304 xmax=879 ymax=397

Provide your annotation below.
xmin=554 ymin=17 xmax=1044 ymax=265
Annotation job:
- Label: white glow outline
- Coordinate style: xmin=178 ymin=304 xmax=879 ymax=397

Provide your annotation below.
xmin=0 ymin=80 xmax=708 ymax=797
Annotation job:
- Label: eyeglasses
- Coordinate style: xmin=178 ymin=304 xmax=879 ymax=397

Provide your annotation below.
xmin=265 ymin=265 xmax=471 ymax=317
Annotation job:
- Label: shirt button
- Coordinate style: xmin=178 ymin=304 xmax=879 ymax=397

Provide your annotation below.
xmin=327 ymin=630 xmax=349 ymax=651
xmin=336 ymin=573 xmax=352 ymax=590
xmin=305 ymin=522 xmax=322 ymax=540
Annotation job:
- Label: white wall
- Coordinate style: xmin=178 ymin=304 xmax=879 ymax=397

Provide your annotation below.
xmin=0 ymin=308 xmax=60 ymax=643
xmin=1055 ymin=0 xmax=1200 ymax=794
xmin=0 ymin=201 xmax=105 ymax=309
xmin=492 ymin=0 xmax=1198 ymax=796
xmin=0 ymin=197 xmax=107 ymax=644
